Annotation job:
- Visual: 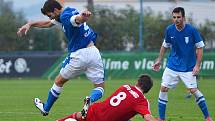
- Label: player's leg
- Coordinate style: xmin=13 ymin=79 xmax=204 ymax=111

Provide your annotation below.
xmin=81 ymin=82 xmax=104 ymax=117
xmin=34 ymin=74 xmax=68 ymax=115
xmin=180 ymin=72 xmax=212 ymax=121
xmin=192 ymin=88 xmax=212 ymax=121
xmin=81 ymin=46 xmax=105 ymax=118
xmin=158 ymin=86 xmax=168 ymax=121
xmin=158 ymin=68 xmax=180 ymax=121
xmin=43 ymin=74 xmax=68 ymax=112
xmin=34 ymin=54 xmax=82 ymax=115
xmin=84 ymin=46 xmax=105 ymax=103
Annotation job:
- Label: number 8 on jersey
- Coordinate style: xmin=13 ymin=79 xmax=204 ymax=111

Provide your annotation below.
xmin=110 ymin=92 xmax=126 ymax=106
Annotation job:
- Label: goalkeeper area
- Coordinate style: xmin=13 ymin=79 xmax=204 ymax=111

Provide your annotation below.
xmin=0 ymin=78 xmax=214 ymax=121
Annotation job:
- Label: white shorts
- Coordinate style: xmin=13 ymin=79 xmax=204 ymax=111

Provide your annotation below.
xmin=161 ymin=67 xmax=197 ymax=89
xmin=60 ymin=46 xmax=104 ymax=84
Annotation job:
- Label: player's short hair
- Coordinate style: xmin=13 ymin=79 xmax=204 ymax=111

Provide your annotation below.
xmin=137 ymin=74 xmax=153 ymax=93
xmin=41 ymin=0 xmax=62 ymax=15
xmin=172 ymin=7 xmax=185 ymax=17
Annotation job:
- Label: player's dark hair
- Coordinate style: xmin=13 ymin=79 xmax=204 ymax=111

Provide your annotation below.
xmin=41 ymin=0 xmax=62 ymax=15
xmin=172 ymin=7 xmax=185 ymax=17
xmin=137 ymin=74 xmax=153 ymax=93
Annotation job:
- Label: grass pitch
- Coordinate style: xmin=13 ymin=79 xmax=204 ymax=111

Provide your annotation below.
xmin=0 ymin=78 xmax=214 ymax=121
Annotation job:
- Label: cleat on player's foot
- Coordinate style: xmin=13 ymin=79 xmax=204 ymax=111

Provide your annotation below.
xmin=34 ymin=98 xmax=49 ymax=116
xmin=155 ymin=117 xmax=165 ymax=121
xmin=205 ymin=117 xmax=213 ymax=121
xmin=81 ymin=96 xmax=91 ymax=118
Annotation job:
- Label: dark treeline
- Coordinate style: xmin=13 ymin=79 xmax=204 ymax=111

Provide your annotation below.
xmin=0 ymin=0 xmax=215 ymax=52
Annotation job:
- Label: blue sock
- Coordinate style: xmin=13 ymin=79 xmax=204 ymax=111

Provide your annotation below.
xmin=197 ymin=98 xmax=209 ymax=118
xmin=158 ymin=98 xmax=167 ymax=120
xmin=44 ymin=83 xmax=62 ymax=112
xmin=158 ymin=91 xmax=168 ymax=120
xmin=194 ymin=90 xmax=210 ymax=119
xmin=90 ymin=87 xmax=104 ymax=103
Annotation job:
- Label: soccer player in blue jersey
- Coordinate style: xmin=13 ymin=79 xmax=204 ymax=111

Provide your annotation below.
xmin=17 ymin=0 xmax=105 ymax=116
xmin=152 ymin=7 xmax=212 ymax=121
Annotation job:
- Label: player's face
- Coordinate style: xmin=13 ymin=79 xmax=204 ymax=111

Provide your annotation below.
xmin=172 ymin=12 xmax=184 ymax=27
xmin=46 ymin=12 xmax=56 ymax=20
xmin=46 ymin=12 xmax=60 ymax=21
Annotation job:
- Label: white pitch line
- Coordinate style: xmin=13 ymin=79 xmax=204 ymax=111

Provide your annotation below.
xmin=0 ymin=111 xmax=38 ymax=115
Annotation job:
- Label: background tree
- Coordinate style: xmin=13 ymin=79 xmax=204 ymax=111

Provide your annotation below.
xmin=199 ymin=20 xmax=215 ymax=51
xmin=0 ymin=0 xmax=27 ymax=51
xmin=1 ymin=0 xmax=215 ymax=52
xmin=0 ymin=0 xmax=62 ymax=51
xmin=87 ymin=0 xmax=94 ymax=12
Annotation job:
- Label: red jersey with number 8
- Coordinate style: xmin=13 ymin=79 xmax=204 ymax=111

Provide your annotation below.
xmin=86 ymin=85 xmax=151 ymax=121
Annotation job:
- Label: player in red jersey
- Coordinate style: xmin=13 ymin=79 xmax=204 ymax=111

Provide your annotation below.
xmin=57 ymin=74 xmax=157 ymax=121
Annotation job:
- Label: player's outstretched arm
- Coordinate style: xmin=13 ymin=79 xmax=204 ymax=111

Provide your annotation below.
xmin=144 ymin=114 xmax=158 ymax=121
xmin=17 ymin=20 xmax=54 ymax=37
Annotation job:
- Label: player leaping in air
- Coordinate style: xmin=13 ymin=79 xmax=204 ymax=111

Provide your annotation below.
xmin=17 ymin=0 xmax=105 ymax=116
xmin=56 ymin=74 xmax=157 ymax=121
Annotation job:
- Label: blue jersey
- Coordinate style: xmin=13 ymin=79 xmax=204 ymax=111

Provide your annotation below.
xmin=163 ymin=24 xmax=204 ymax=72
xmin=59 ymin=7 xmax=97 ymax=52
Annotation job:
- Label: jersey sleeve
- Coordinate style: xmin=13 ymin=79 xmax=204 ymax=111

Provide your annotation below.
xmin=70 ymin=15 xmax=80 ymax=27
xmin=60 ymin=8 xmax=79 ymax=27
xmin=162 ymin=28 xmax=171 ymax=48
xmin=133 ymin=98 xmax=151 ymax=116
xmin=192 ymin=27 xmax=205 ymax=48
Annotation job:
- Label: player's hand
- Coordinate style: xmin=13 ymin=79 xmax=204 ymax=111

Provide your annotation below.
xmin=152 ymin=60 xmax=161 ymax=72
xmin=17 ymin=23 xmax=31 ymax=37
xmin=81 ymin=10 xmax=92 ymax=17
xmin=192 ymin=65 xmax=200 ymax=76
xmin=81 ymin=10 xmax=92 ymax=22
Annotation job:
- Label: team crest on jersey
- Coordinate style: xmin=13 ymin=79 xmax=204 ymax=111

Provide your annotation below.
xmin=185 ymin=37 xmax=189 ymax=44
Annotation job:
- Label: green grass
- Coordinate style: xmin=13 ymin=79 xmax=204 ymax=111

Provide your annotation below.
xmin=0 ymin=78 xmax=214 ymax=121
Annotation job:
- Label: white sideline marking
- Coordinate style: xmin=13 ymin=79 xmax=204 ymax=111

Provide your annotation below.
xmin=0 ymin=112 xmax=38 ymax=115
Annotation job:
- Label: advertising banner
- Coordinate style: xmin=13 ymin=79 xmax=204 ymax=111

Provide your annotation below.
xmin=102 ymin=52 xmax=215 ymax=78
xmin=44 ymin=52 xmax=215 ymax=79
xmin=0 ymin=52 xmax=62 ymax=78
xmin=1 ymin=52 xmax=214 ymax=79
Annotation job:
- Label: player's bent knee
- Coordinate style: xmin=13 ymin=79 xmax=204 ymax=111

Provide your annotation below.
xmin=94 ymin=82 xmax=105 ymax=88
xmin=55 ymin=74 xmax=68 ymax=87
xmin=189 ymin=88 xmax=198 ymax=94
xmin=160 ymin=86 xmax=169 ymax=92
